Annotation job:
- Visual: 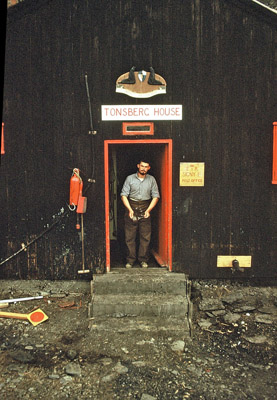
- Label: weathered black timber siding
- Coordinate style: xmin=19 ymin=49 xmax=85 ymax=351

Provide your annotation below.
xmin=1 ymin=0 xmax=276 ymax=279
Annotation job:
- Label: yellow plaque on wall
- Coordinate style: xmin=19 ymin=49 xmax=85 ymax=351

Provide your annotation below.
xmin=179 ymin=162 xmax=205 ymax=186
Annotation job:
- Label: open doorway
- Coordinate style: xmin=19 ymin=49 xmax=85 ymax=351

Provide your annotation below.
xmin=104 ymin=139 xmax=172 ymax=272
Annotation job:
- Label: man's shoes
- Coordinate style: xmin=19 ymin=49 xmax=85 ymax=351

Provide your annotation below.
xmin=125 ymin=262 xmax=133 ymax=269
xmin=140 ymin=262 xmax=148 ymax=268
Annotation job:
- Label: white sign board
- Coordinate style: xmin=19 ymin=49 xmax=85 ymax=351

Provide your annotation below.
xmin=101 ymin=105 xmax=182 ymax=121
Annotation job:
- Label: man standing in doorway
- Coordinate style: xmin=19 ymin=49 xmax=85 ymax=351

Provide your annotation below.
xmin=121 ymin=159 xmax=160 ymax=268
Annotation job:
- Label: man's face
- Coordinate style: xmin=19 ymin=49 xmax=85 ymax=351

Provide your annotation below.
xmin=137 ymin=162 xmax=150 ymax=175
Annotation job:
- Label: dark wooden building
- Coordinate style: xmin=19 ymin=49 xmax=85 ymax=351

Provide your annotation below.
xmin=1 ymin=0 xmax=277 ymax=280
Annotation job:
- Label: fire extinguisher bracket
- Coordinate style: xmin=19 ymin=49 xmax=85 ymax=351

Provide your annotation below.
xmin=77 ymin=196 xmax=87 ymax=214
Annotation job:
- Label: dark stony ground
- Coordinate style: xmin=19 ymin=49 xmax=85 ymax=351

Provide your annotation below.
xmin=0 ymin=277 xmax=276 ymax=399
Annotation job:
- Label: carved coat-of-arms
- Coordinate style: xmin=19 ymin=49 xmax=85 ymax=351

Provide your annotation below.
xmin=116 ymin=67 xmax=166 ymax=98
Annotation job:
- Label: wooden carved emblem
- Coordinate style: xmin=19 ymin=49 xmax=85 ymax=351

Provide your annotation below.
xmin=116 ymin=67 xmax=166 ymax=98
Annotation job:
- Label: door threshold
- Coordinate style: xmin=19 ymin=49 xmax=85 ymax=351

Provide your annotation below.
xmin=107 ymin=268 xmax=169 ymax=274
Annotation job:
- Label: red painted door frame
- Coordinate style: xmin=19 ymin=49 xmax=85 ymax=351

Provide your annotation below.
xmin=104 ymin=139 xmax=172 ymax=272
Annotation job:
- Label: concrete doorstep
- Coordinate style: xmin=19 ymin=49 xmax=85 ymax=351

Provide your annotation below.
xmin=89 ymin=268 xmax=192 ymax=334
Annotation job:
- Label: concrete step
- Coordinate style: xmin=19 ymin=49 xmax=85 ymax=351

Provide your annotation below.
xmin=93 ymin=268 xmax=189 ymax=295
xmin=90 ymin=268 xmax=192 ymax=334
xmin=92 ymin=293 xmax=189 ymax=318
xmin=89 ymin=316 xmax=190 ymax=334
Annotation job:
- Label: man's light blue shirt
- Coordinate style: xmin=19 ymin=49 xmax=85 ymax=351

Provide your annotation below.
xmin=121 ymin=173 xmax=160 ymax=201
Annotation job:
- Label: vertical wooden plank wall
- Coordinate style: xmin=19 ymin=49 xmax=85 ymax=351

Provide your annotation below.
xmin=1 ymin=0 xmax=276 ymax=279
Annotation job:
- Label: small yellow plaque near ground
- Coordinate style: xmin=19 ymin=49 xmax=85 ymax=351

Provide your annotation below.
xmin=217 ymin=256 xmax=252 ymax=268
xmin=179 ymin=162 xmax=205 ymax=186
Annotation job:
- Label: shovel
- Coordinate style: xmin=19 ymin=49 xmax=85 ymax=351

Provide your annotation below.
xmin=78 ymin=213 xmax=90 ymax=275
xmin=0 ymin=308 xmax=48 ymax=326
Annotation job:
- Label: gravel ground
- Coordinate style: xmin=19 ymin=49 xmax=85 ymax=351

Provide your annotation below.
xmin=0 ymin=278 xmax=276 ymax=399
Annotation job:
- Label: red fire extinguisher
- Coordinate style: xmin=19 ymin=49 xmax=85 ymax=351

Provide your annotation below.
xmin=69 ymin=168 xmax=87 ymax=231
xmin=69 ymin=168 xmax=83 ymax=208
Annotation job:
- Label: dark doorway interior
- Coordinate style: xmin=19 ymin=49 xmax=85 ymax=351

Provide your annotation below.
xmin=109 ymin=143 xmax=165 ymax=268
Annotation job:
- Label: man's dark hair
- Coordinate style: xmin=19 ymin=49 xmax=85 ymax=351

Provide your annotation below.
xmin=138 ymin=158 xmax=150 ymax=165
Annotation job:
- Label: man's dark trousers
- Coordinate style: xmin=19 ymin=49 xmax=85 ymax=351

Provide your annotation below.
xmin=124 ymin=213 xmax=151 ymax=264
